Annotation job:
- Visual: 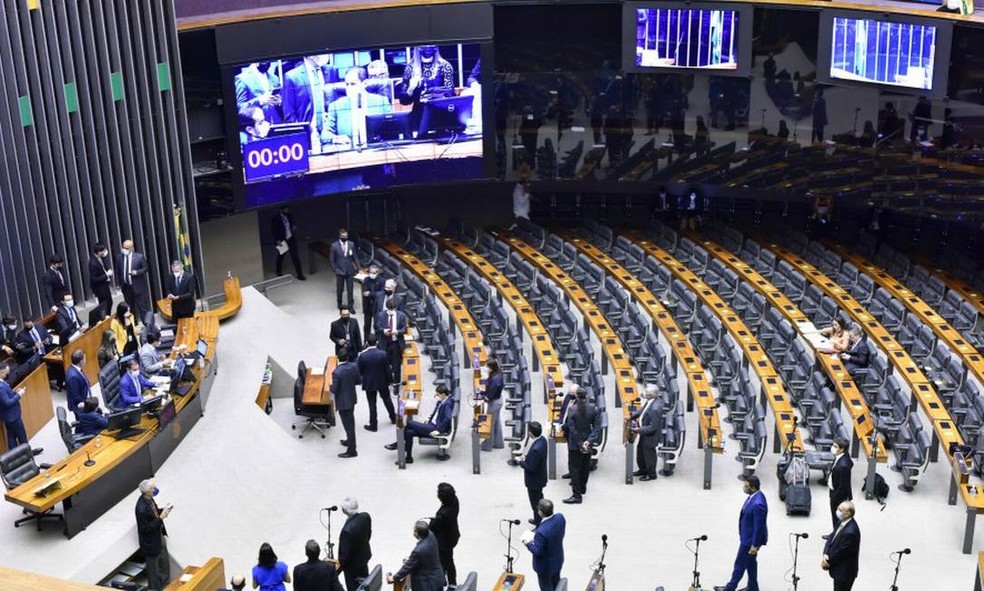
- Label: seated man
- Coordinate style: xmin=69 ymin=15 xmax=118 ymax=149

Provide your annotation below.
xmin=385 ymin=385 xmax=453 ymax=463
xmin=325 ymin=66 xmax=392 ymax=149
xmin=76 ymin=396 xmax=109 ymax=437
xmin=139 ymin=332 xmax=174 ymax=376
xmin=14 ymin=316 xmax=53 ymax=363
xmin=0 ymin=315 xmax=17 ymax=357
xmin=840 ymin=325 xmax=870 ymax=377
xmin=55 ymin=293 xmax=87 ymax=344
xmin=118 ymin=358 xmax=156 ymax=408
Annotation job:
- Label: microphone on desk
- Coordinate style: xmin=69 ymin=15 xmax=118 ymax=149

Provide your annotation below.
xmin=601 ymin=534 xmax=608 ymax=547
xmin=501 ymin=518 xmax=521 ymax=525
xmin=688 ymin=535 xmax=708 ymax=542
xmin=892 ymin=548 xmax=912 ymax=555
xmin=794 ymin=532 xmax=809 ymax=539
xmin=323 ymin=505 xmax=338 ymax=512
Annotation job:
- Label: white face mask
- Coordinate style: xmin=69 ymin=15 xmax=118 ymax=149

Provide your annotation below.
xmin=5 ymin=324 xmax=16 ymax=331
xmin=65 ymin=300 xmax=75 ymax=308
xmin=835 ymin=509 xmax=845 ymax=522
xmin=129 ymin=370 xmax=140 ymax=378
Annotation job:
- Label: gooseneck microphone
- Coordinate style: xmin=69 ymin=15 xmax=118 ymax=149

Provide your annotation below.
xmin=794 ymin=532 xmax=809 ymax=539
xmin=323 ymin=505 xmax=339 ymax=512
xmin=501 ymin=518 xmax=521 ymax=525
xmin=689 ymin=535 xmax=708 ymax=542
xmin=893 ymin=548 xmax=911 ymax=555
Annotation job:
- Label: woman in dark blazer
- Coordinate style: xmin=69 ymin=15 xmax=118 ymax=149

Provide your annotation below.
xmin=429 ymin=482 xmax=460 ymax=587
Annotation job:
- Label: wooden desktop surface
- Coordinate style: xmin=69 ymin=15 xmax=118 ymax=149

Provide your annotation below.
xmin=303 ymin=356 xmax=338 ymax=406
xmin=5 ymin=315 xmax=218 ymax=513
xmin=308 ymin=138 xmax=482 ymax=174
xmin=699 ymin=236 xmax=890 ymax=461
xmin=0 ymin=363 xmax=54 ymax=454
xmin=493 ymin=572 xmax=525 ymax=590
xmin=163 ymin=557 xmax=226 ymax=591
xmin=557 ymin=230 xmax=725 ymax=452
xmin=0 ymin=566 xmax=104 ymax=591
xmin=42 ymin=316 xmax=112 ymax=385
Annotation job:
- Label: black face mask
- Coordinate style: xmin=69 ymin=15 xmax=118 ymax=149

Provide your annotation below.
xmin=385 ymin=289 xmax=394 ymax=295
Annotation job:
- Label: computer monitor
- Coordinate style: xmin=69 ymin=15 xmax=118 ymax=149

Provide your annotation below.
xmin=366 ymin=111 xmax=412 ymax=144
xmin=196 ymin=338 xmax=208 ymax=357
xmin=170 ymin=357 xmax=187 ymax=384
xmin=418 ymin=96 xmax=473 ymax=139
xmin=107 ymin=406 xmax=143 ymax=431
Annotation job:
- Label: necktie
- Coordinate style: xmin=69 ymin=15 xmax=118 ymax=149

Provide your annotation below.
xmin=31 ymin=329 xmax=43 ymax=353
xmin=429 ymin=400 xmax=442 ymax=423
xmin=69 ymin=307 xmax=77 ymax=325
xmin=125 ymin=253 xmax=133 ymax=285
xmin=56 ymin=269 xmax=64 ymax=285
xmin=175 ymin=274 xmax=182 ymax=289
xmin=282 ymin=215 xmax=292 ymax=240
xmin=132 ymin=374 xmax=140 ymax=393
xmin=390 ymin=312 xmax=396 ymax=340
xmin=311 ymin=64 xmax=325 ymax=130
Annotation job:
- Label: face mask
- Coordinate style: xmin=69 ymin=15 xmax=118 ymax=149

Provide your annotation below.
xmin=24 ymin=324 xmax=33 ymax=332
xmin=6 ymin=324 xmax=16 ymax=331
xmin=835 ymin=509 xmax=844 ymax=522
xmin=65 ymin=300 xmax=75 ymax=308
xmin=385 ymin=289 xmax=393 ymax=295
xmin=342 ymin=315 xmax=350 ymax=320
xmin=130 ymin=370 xmax=141 ymax=378
xmin=369 ymin=271 xmax=378 ymax=278
xmin=153 ymin=487 xmax=160 ymax=497
xmin=340 ymin=236 xmax=348 ymax=242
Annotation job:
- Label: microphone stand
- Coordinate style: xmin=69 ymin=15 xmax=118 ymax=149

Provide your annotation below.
xmin=504 ymin=520 xmax=517 ymax=573
xmin=890 ymin=551 xmax=907 ymax=591
xmin=791 ymin=534 xmax=805 ymax=591
xmin=323 ymin=509 xmax=336 ymax=560
xmin=689 ymin=537 xmax=704 ymax=590
xmin=594 ymin=536 xmax=608 ymax=579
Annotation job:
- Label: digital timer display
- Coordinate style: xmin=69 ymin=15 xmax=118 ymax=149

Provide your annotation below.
xmin=242 ymin=132 xmax=310 ymax=183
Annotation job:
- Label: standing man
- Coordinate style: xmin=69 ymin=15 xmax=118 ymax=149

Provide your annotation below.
xmin=88 ymin=243 xmax=115 ymax=320
xmin=330 ymin=228 xmax=360 ymax=311
xmin=271 ymin=206 xmax=306 ymax=281
xmin=0 ymin=362 xmax=28 ymax=451
xmin=630 ymin=384 xmax=664 ymax=481
xmin=135 ymin=479 xmax=171 ymax=591
xmin=41 ymin=254 xmax=69 ymax=313
xmin=164 ymin=261 xmax=196 ymax=320
xmin=361 ymin=263 xmax=381 ymax=335
xmin=714 ymin=475 xmax=768 ymax=591
xmin=479 ymin=359 xmax=505 ymax=452
xmin=827 ymin=437 xmax=853 ymax=529
xmin=376 ymin=299 xmax=407 ymax=386
xmin=293 ymin=539 xmax=343 ymax=591
xmin=338 ymin=497 xmax=372 ymax=591
xmin=822 ymin=501 xmax=861 ymax=591
xmin=525 ymin=499 xmax=566 ymax=591
xmin=65 ymin=350 xmax=91 ymax=417
xmin=55 ymin=293 xmax=86 ymax=344
xmin=116 ymin=240 xmax=151 ymax=327
xmin=387 ymin=521 xmax=445 ymax=591
xmin=375 ymin=278 xmax=405 ymax=313
xmin=561 ymin=385 xmax=602 ymax=504
xmin=519 ymin=421 xmax=548 ymax=526
xmin=357 ymin=334 xmax=396 ymax=431
xmin=331 ymin=349 xmax=361 ymax=458
xmin=329 ymin=305 xmax=362 ymax=357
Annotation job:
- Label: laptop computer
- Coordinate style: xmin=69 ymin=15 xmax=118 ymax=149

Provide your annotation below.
xmin=183 ymin=338 xmax=208 ymax=363
xmin=169 ymin=358 xmax=194 ymax=397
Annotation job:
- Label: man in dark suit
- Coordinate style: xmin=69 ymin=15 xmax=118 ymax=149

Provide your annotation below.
xmin=270 ymin=206 xmax=306 ymax=281
xmin=88 ymin=243 xmax=114 ymax=320
xmin=76 ymin=396 xmax=109 ymax=437
xmin=519 ymin=421 xmax=548 ymax=526
xmin=330 ymin=228 xmax=360 ymax=310
xmin=357 ymin=334 xmax=396 ymax=431
xmin=376 ymin=299 xmax=408 ymax=385
xmin=561 ymin=385 xmax=602 ymax=504
xmin=630 ymin=384 xmax=664 ymax=481
xmin=826 ymin=437 xmax=853 ymax=528
xmin=135 ymin=479 xmax=171 ymax=590
xmin=338 ymin=497 xmax=372 ymax=591
xmin=361 ymin=263 xmax=381 ymax=335
xmin=293 ymin=539 xmax=343 ymax=591
xmin=715 ymin=475 xmax=769 ymax=591
xmin=65 ymin=350 xmax=91 ymax=417
xmin=388 ymin=521 xmax=445 ymax=591
xmin=840 ymin=326 xmax=870 ymax=377
xmin=331 ymin=349 xmax=361 ymax=458
xmin=116 ymin=240 xmax=151 ymax=326
xmin=164 ymin=261 xmax=196 ymax=320
xmin=329 ymin=305 xmax=362 ymax=357
xmin=282 ymin=55 xmax=333 ymax=130
xmin=375 ymin=278 xmax=406 ymax=313
xmin=386 ymin=385 xmax=453 ymax=463
xmin=234 ymin=62 xmax=283 ymax=125
xmin=0 ymin=362 xmax=28 ymax=451
xmin=55 ymin=293 xmax=86 ymax=344
xmin=14 ymin=317 xmax=52 ymax=364
xmin=41 ymin=254 xmax=69 ymax=313
xmin=0 ymin=316 xmax=17 ymax=358
xmin=525 ymin=499 xmax=566 ymax=591
xmin=822 ymin=501 xmax=860 ymax=591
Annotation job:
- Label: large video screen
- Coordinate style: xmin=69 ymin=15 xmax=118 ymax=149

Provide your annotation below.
xmin=828 ymin=17 xmax=939 ymax=91
xmin=634 ymin=7 xmax=740 ymax=70
xmin=230 ymin=43 xmax=485 ymax=207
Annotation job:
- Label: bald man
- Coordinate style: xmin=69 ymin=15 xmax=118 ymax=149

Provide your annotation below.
xmin=822 ymin=501 xmax=860 ymax=591
xmin=630 ymin=384 xmax=664 ymax=481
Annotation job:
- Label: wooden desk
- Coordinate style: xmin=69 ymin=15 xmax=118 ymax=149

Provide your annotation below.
xmin=164 ymin=557 xmax=226 ymax=591
xmin=764 ymin=242 xmax=958 ymax=462
xmin=918 ymin=260 xmax=984 ymax=318
xmin=696 ymin=236 xmax=888 ymax=463
xmin=42 ymin=317 xmax=112 ymax=386
xmin=620 ymin=231 xmax=802 ymax=453
xmin=0 ymin=566 xmax=104 ymax=591
xmin=493 ymin=572 xmax=525 ymax=590
xmin=829 ymin=243 xmax=984 ymax=394
xmin=4 ymin=313 xmax=219 ymax=538
xmin=402 ymin=342 xmax=423 ymax=398
xmin=0 ymin=364 xmax=54 ymax=453
xmin=303 ymin=357 xmax=338 ymax=406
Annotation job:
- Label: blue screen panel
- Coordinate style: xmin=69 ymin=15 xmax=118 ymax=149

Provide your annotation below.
xmin=829 ymin=17 xmax=938 ymax=91
xmin=635 ymin=8 xmax=739 ymax=70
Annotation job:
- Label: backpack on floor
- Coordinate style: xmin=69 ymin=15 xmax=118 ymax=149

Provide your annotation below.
xmin=863 ymin=472 xmax=890 ymax=506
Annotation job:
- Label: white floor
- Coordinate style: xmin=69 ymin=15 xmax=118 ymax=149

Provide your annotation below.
xmin=0 ymin=271 xmax=978 ymax=590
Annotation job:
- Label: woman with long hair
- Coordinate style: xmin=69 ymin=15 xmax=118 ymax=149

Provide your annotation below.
xmin=400 ymin=45 xmax=455 ymax=132
xmin=430 ymin=482 xmax=460 ymax=588
xmin=820 ymin=318 xmax=850 ymax=353
xmin=111 ymin=302 xmax=139 ymax=356
xmin=252 ymin=542 xmax=291 ymax=591
xmin=96 ymin=329 xmax=119 ymax=368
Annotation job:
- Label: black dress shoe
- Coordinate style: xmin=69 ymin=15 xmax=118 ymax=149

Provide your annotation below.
xmin=384 ymin=442 xmax=398 ymax=451
xmin=340 ymin=440 xmax=349 ymax=447
xmin=528 ymin=519 xmax=539 ymax=526
xmin=640 ymin=474 xmax=657 ymax=481
xmin=338 ymin=451 xmax=358 ymax=458
xmin=822 ymin=534 xmax=831 ymax=540
xmin=632 ymin=470 xmax=646 ymax=477
xmin=297 ymin=275 xmax=307 ymax=281
xmin=395 ymin=456 xmax=414 ymax=465
xmin=364 ymin=425 xmax=378 ymax=432
xmin=562 ymin=495 xmax=582 ymax=504
xmin=561 ymin=473 xmax=571 ymax=479
xmin=712 ymin=587 xmax=732 ymax=591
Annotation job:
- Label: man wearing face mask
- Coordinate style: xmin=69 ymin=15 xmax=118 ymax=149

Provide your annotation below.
xmin=135 ymin=479 xmax=172 ymax=590
xmin=270 ymin=206 xmax=306 ymax=281
xmin=0 ymin=316 xmax=17 ymax=357
xmin=238 ymin=105 xmax=271 ymax=145
xmin=0 ymin=362 xmax=29 ymax=451
xmin=561 ymin=385 xmax=602 ymax=504
xmin=374 ymin=278 xmax=405 ymax=313
xmin=330 ymin=228 xmax=360 ymax=311
xmin=825 ymin=437 xmax=853 ymax=530
xmin=329 ymin=305 xmax=363 ymax=358
xmin=164 ymin=260 xmax=197 ymax=320
xmin=325 ymin=66 xmax=392 ymax=150
xmin=14 ymin=317 xmax=52 ymax=364
xmin=714 ymin=475 xmax=768 ymax=591
xmin=55 ymin=293 xmax=87 ymax=344
xmin=41 ymin=254 xmax=70 ymax=313
xmin=115 ymin=240 xmax=151 ymax=327
xmin=361 ymin=263 xmax=381 ymax=335
xmin=88 ymin=243 xmax=115 ymax=320
xmin=331 ymin=348 xmax=361 ymax=458
xmin=65 ymin=350 xmax=92 ymax=416
xmin=376 ymin=299 xmax=408 ymax=386
xmin=821 ymin=501 xmax=860 ymax=591
xmin=118 ymin=358 xmax=156 ymax=408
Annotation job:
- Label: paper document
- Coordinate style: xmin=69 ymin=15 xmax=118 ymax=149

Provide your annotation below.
xmin=354 ymin=272 xmax=368 ymax=282
xmin=276 ymin=242 xmax=289 ymax=255
xmin=310 ymin=367 xmax=325 ymax=376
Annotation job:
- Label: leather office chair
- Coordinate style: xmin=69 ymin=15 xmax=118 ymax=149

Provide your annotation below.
xmin=419 ymin=399 xmax=459 ymax=460
xmin=291 ymin=377 xmax=327 ymax=439
xmin=57 ymin=406 xmax=95 ymax=453
xmin=98 ymin=358 xmax=122 ymax=410
xmin=0 ymin=443 xmax=63 ymax=530
xmin=297 ymin=360 xmax=307 ymax=386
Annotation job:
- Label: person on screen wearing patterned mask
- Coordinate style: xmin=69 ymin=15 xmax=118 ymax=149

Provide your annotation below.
xmin=325 ymin=66 xmax=392 ymax=149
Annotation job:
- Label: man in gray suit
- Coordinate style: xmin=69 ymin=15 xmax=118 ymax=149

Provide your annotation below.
xmin=329 ymin=228 xmax=360 ymax=311
xmin=331 ymin=349 xmax=361 ymax=458
xmin=387 ymin=521 xmax=445 ymax=591
xmin=630 ymin=384 xmax=664 ymax=481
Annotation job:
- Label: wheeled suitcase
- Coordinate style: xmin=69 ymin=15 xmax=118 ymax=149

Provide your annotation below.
xmin=785 ymin=480 xmax=812 ymax=516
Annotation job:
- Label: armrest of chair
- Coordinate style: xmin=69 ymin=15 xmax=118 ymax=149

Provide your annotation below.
xmin=39 ymin=463 xmax=53 ymax=470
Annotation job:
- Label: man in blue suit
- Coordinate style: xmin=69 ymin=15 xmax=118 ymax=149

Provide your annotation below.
xmin=385 ymin=385 xmax=453 ymax=463
xmin=0 ymin=362 xmax=29 ymax=450
xmin=715 ymin=475 xmax=768 ymax=591
xmin=840 ymin=326 xmax=870 ymax=377
xmin=55 ymin=293 xmax=86 ymax=344
xmin=519 ymin=422 xmax=548 ymax=526
xmin=357 ymin=334 xmax=396 ymax=430
xmin=330 ymin=228 xmax=361 ymax=311
xmin=118 ymin=359 xmax=155 ymax=408
xmin=65 ymin=350 xmax=91 ymax=417
xmin=376 ymin=299 xmax=408 ymax=386
xmin=525 ymin=499 xmax=566 ymax=591
xmin=331 ymin=349 xmax=361 ymax=459
xmin=234 ymin=62 xmax=282 ymax=125
xmin=76 ymin=397 xmax=109 ymax=437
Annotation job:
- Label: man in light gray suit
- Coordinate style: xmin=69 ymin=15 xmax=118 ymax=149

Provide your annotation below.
xmin=630 ymin=384 xmax=664 ymax=481
xmin=330 ymin=228 xmax=360 ymax=311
